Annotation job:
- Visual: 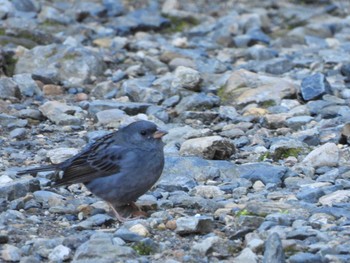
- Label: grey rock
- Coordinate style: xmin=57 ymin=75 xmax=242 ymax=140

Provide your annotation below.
xmin=146 ymin=105 xmax=169 ymax=123
xmin=302 ymin=142 xmax=340 ymax=168
xmin=263 ymin=233 xmax=285 ymax=263
xmin=12 ymin=0 xmax=39 ymax=13
xmin=33 ymin=190 xmax=65 ymax=207
xmin=172 ymin=66 xmax=202 ymax=91
xmin=87 ymin=100 xmax=151 ymax=116
xmin=1 ymin=244 xmax=21 ymax=262
xmin=9 ymin=128 xmax=26 ymax=139
xmin=158 ymin=156 xmax=238 ymax=191
xmin=16 ymin=109 xmax=43 ymax=120
xmin=48 ymin=245 xmax=72 ymax=262
xmin=0 ymin=77 xmax=20 ymax=99
xmin=180 ymin=136 xmax=235 ymax=160
xmin=74 ymin=214 xmax=115 ymax=230
xmin=15 ymin=44 xmax=106 ymax=86
xmin=90 ymin=81 xmax=118 ymax=99
xmin=73 ymin=232 xmax=135 ymax=262
xmin=297 ymin=187 xmax=325 ymax=203
xmin=0 ymin=178 xmax=40 ymax=201
xmin=0 ymin=0 xmax=14 ymax=19
xmin=114 ymin=228 xmax=143 ymax=242
xmin=96 ymin=109 xmax=126 ymax=127
xmin=102 ymin=0 xmax=124 ymax=17
xmin=175 ymin=93 xmax=220 ymax=113
xmin=286 ymin=116 xmax=314 ymax=130
xmin=264 ymin=57 xmax=293 ymax=75
xmin=162 ymin=95 xmax=181 ymax=108
xmin=175 ymin=216 xmax=213 ymax=235
xmin=218 ymin=106 xmax=239 ymax=120
xmin=233 ymin=247 xmax=258 ymax=263
xmin=12 ymin=73 xmax=42 ymax=97
xmin=238 ymin=163 xmax=289 ymax=185
xmin=289 ymin=252 xmax=323 ymax=263
xmin=246 ymin=46 xmax=278 ymax=61
xmin=300 ymin=73 xmax=332 ymax=101
xmin=39 ymin=101 xmax=83 ymax=126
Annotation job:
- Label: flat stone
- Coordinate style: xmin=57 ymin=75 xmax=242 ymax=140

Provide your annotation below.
xmin=1 ymin=244 xmax=21 ymax=262
xmin=300 ymin=73 xmax=332 ymax=101
xmin=39 ymin=101 xmax=83 ymax=126
xmin=319 ymin=190 xmax=350 ymax=206
xmin=302 ymin=142 xmax=340 ymax=168
xmin=46 ymin=147 xmax=79 ymax=164
xmin=0 ymin=178 xmax=40 ymax=201
xmin=179 ymin=136 xmax=235 ymax=160
xmin=175 ymin=216 xmax=213 ymax=235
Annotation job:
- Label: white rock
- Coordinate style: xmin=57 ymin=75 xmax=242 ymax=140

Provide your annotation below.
xmin=233 ymin=247 xmax=258 ymax=263
xmin=319 ymin=190 xmax=350 ymax=206
xmin=1 ymin=244 xmax=21 ymax=262
xmin=47 ymin=147 xmax=79 ymax=164
xmin=49 ymin=245 xmax=72 ymax=262
xmin=0 ymin=174 xmax=13 ymax=184
xmin=129 ymin=224 xmax=149 ymax=237
xmin=180 ymin=136 xmax=235 ymax=160
xmin=302 ymin=142 xmax=340 ymax=168
xmin=172 ymin=66 xmax=201 ymax=91
xmin=191 ymin=185 xmax=225 ymax=199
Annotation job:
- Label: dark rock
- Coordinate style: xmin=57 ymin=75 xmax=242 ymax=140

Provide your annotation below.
xmin=263 ymin=233 xmax=285 ymax=263
xmin=300 ymin=73 xmax=332 ymax=101
xmin=0 ymin=178 xmax=40 ymax=201
xmin=289 ymin=252 xmax=323 ymax=263
xmin=238 ymin=163 xmax=289 ymax=185
xmin=115 ymin=228 xmax=143 ymax=242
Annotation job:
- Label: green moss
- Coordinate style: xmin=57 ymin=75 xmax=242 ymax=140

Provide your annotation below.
xmin=162 ymin=15 xmax=200 ymax=33
xmin=3 ymin=54 xmax=18 ymax=76
xmin=258 ymin=152 xmax=271 ymax=161
xmin=132 ymin=242 xmax=154 ymax=255
xmin=0 ymin=28 xmax=5 ymax=36
xmin=261 ymin=100 xmax=276 ymax=108
xmin=63 ymin=52 xmax=79 ymax=60
xmin=273 ymin=147 xmax=303 ymax=161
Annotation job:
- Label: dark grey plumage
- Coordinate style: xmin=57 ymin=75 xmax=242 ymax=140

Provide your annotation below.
xmin=17 ymin=120 xmax=167 ymax=221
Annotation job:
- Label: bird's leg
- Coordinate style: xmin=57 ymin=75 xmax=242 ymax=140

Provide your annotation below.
xmin=129 ymin=201 xmax=148 ymax=218
xmin=107 ymin=202 xmax=129 ymax=222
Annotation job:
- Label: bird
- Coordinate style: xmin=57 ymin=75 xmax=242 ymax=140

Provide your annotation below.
xmin=17 ymin=120 xmax=167 ymax=222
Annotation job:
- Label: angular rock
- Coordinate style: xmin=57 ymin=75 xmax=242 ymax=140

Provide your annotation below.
xmin=302 ymin=142 xmax=340 ymax=168
xmin=87 ymin=100 xmax=151 ymax=116
xmin=74 ymin=214 xmax=115 ymax=230
xmin=48 ymin=245 xmax=72 ymax=262
xmin=233 ymin=248 xmax=258 ymax=263
xmin=15 ymin=44 xmax=106 ymax=86
xmin=1 ymin=244 xmax=21 ymax=262
xmin=220 ymin=69 xmax=297 ymax=106
xmin=39 ymin=101 xmax=83 ymax=126
xmin=180 ymin=136 xmax=235 ymax=160
xmin=238 ymin=163 xmax=288 ymax=185
xmin=263 ymin=233 xmax=285 ymax=263
xmin=46 ymin=148 xmax=79 ymax=164
xmin=12 ymin=73 xmax=42 ymax=97
xmin=0 ymin=77 xmax=20 ymax=99
xmin=319 ymin=190 xmax=350 ymax=206
xmin=176 ymin=216 xmax=213 ymax=235
xmin=172 ymin=66 xmax=202 ymax=91
xmin=300 ymin=73 xmax=332 ymax=101
xmin=0 ymin=178 xmax=40 ymax=201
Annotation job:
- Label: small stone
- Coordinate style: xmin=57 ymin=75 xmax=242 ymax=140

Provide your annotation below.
xmin=190 ymin=185 xmax=225 ymax=199
xmin=300 ymin=73 xmax=332 ymax=101
xmin=289 ymin=252 xmax=323 ymax=263
xmin=175 ymin=216 xmax=213 ymax=235
xmin=172 ymin=66 xmax=202 ymax=91
xmin=74 ymin=214 xmax=115 ymax=230
xmin=9 ymin=128 xmax=27 ymax=140
xmin=191 ymin=236 xmax=220 ymax=256
xmin=75 ymin=93 xmax=89 ymax=101
xmin=263 ymin=233 xmax=285 ymax=263
xmin=180 ymin=136 xmax=235 ymax=160
xmin=43 ymin=84 xmax=65 ymax=95
xmin=39 ymin=101 xmax=83 ymax=126
xmin=233 ymin=248 xmax=258 ymax=263
xmin=46 ymin=148 xmax=79 ymax=164
xmin=165 ymin=220 xmax=177 ymax=230
xmin=115 ymin=228 xmax=143 ymax=242
xmin=1 ymin=244 xmax=21 ymax=262
xmin=129 ymin=224 xmax=149 ymax=237
xmin=13 ymin=73 xmax=42 ymax=97
xmin=33 ymin=190 xmax=65 ymax=207
xmin=48 ymin=245 xmax=72 ymax=262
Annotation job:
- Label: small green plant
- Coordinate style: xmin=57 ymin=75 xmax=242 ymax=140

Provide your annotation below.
xmin=132 ymin=242 xmax=154 ymax=255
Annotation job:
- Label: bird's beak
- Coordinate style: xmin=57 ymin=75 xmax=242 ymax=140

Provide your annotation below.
xmin=153 ymin=128 xmax=168 ymax=139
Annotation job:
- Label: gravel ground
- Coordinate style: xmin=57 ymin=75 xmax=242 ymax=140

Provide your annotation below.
xmin=1 ymin=0 xmax=350 ymax=262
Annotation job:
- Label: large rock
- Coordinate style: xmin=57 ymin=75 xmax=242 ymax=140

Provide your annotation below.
xmin=180 ymin=136 xmax=235 ymax=160
xmin=15 ymin=44 xmax=106 ymax=86
xmin=220 ymin=69 xmax=297 ymax=107
xmin=175 ymin=216 xmax=213 ymax=235
xmin=302 ymin=142 xmax=340 ymax=168
xmin=39 ymin=101 xmax=83 ymax=125
xmin=171 ymin=66 xmax=202 ymax=91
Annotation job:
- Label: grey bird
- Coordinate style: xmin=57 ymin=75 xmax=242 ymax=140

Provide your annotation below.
xmin=17 ymin=120 xmax=167 ymax=221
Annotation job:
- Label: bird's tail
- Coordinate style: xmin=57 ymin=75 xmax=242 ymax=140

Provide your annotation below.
xmin=17 ymin=165 xmax=56 ymax=176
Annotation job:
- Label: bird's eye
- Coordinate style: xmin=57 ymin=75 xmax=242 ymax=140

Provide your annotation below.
xmin=140 ymin=130 xmax=147 ymax=136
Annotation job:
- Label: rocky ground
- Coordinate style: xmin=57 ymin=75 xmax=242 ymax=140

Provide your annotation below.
xmin=0 ymin=0 xmax=350 ymax=262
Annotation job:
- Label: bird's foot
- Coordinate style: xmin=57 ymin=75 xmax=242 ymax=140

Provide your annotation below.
xmin=108 ymin=202 xmax=148 ymax=222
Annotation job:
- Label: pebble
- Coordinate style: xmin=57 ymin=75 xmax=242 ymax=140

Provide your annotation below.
xmin=1 ymin=1 xmax=350 ymax=262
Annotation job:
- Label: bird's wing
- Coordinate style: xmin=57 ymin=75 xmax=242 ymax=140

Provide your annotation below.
xmin=54 ymin=134 xmax=127 ymax=186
